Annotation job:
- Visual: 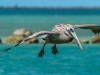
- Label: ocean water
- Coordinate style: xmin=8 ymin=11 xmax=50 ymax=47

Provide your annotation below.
xmin=0 ymin=9 xmax=100 ymax=75
xmin=0 ymin=9 xmax=100 ymax=37
xmin=0 ymin=44 xmax=100 ymax=75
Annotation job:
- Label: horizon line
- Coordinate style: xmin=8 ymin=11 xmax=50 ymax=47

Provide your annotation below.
xmin=1 ymin=6 xmax=100 ymax=10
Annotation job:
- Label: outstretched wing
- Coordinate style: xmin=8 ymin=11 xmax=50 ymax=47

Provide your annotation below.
xmin=0 ymin=31 xmax=59 ymax=54
xmin=73 ymin=24 xmax=100 ymax=34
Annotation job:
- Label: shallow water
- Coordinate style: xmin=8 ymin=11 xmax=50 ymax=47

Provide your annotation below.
xmin=0 ymin=44 xmax=100 ymax=75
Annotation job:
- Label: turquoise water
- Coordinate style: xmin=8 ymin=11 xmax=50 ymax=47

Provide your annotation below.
xmin=0 ymin=15 xmax=100 ymax=40
xmin=0 ymin=9 xmax=100 ymax=75
xmin=0 ymin=9 xmax=100 ymax=37
xmin=0 ymin=44 xmax=100 ymax=75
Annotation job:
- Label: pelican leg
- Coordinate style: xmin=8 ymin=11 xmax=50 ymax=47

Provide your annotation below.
xmin=52 ymin=44 xmax=58 ymax=55
xmin=38 ymin=43 xmax=46 ymax=57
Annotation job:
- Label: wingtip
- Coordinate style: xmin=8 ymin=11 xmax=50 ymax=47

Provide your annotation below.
xmin=0 ymin=48 xmax=11 ymax=54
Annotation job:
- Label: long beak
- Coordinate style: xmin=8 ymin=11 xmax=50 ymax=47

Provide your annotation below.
xmin=68 ymin=30 xmax=84 ymax=52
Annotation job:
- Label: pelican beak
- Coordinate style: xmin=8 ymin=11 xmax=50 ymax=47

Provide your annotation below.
xmin=68 ymin=30 xmax=84 ymax=52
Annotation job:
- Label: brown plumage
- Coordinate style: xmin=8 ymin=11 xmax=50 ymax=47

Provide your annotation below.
xmin=73 ymin=24 xmax=100 ymax=34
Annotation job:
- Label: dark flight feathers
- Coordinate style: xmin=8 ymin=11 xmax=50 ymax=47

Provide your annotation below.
xmin=74 ymin=24 xmax=100 ymax=34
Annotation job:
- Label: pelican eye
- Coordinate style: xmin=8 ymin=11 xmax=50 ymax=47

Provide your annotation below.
xmin=70 ymin=29 xmax=74 ymax=32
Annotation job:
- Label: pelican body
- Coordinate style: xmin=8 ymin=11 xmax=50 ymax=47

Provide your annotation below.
xmin=42 ymin=24 xmax=73 ymax=44
xmin=0 ymin=23 xmax=100 ymax=57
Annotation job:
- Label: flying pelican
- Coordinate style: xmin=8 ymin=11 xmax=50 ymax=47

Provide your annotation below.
xmin=0 ymin=23 xmax=100 ymax=57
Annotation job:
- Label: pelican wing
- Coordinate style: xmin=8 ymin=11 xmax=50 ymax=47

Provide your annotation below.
xmin=0 ymin=31 xmax=59 ymax=54
xmin=74 ymin=24 xmax=100 ymax=34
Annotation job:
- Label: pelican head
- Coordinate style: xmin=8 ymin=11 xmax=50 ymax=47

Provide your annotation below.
xmin=66 ymin=26 xmax=84 ymax=52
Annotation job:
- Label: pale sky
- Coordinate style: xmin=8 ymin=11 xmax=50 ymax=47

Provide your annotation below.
xmin=0 ymin=0 xmax=100 ymax=7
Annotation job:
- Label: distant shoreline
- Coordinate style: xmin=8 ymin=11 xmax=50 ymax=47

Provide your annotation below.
xmin=1 ymin=7 xmax=100 ymax=10
xmin=1 ymin=7 xmax=100 ymax=15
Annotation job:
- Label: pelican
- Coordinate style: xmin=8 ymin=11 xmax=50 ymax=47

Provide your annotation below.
xmin=0 ymin=23 xmax=100 ymax=57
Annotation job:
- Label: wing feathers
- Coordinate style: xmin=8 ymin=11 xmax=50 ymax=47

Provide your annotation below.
xmin=0 ymin=31 xmax=59 ymax=54
xmin=74 ymin=24 xmax=100 ymax=34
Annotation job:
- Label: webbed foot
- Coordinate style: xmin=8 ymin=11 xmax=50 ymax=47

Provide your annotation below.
xmin=38 ymin=50 xmax=44 ymax=57
xmin=52 ymin=44 xmax=58 ymax=55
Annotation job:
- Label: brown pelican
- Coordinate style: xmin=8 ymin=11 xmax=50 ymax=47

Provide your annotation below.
xmin=0 ymin=23 xmax=100 ymax=57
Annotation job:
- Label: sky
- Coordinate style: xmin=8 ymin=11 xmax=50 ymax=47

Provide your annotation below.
xmin=0 ymin=0 xmax=100 ymax=8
